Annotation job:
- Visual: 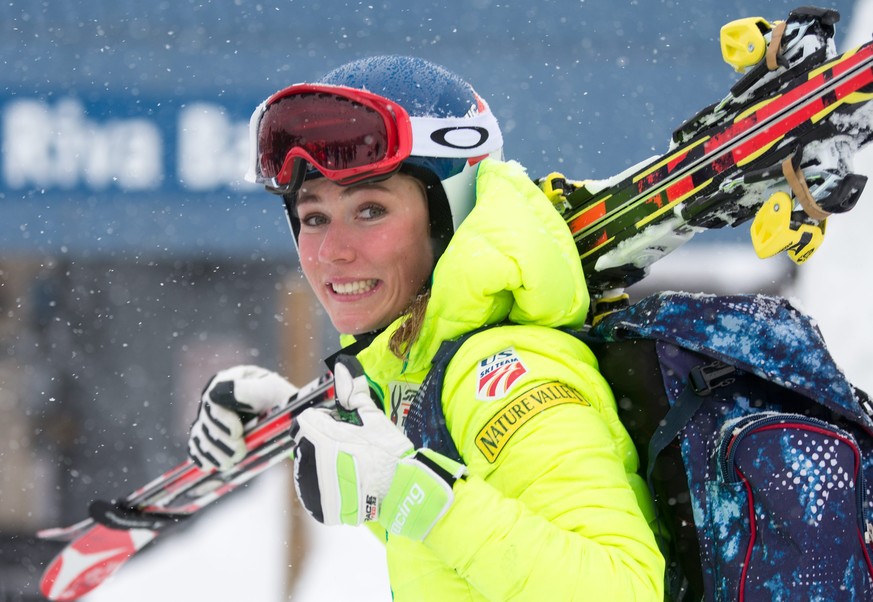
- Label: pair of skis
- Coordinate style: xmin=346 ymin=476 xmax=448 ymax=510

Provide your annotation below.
xmin=38 ymin=6 xmax=873 ymax=601
xmin=538 ymin=7 xmax=872 ymax=309
xmin=38 ymin=375 xmax=334 ymax=601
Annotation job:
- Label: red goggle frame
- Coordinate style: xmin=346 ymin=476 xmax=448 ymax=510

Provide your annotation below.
xmin=251 ymin=84 xmax=414 ymax=193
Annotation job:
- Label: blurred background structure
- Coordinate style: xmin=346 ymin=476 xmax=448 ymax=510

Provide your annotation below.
xmin=0 ymin=1 xmax=866 ymax=600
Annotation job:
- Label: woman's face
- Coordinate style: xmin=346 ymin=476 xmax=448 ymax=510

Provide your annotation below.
xmin=295 ymin=173 xmax=434 ymax=335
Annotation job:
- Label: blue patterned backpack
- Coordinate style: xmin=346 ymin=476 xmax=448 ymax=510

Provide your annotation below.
xmin=589 ymin=292 xmax=873 ymax=600
xmin=405 ymin=292 xmax=873 ymax=601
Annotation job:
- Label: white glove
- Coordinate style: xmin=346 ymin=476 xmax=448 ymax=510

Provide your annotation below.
xmin=292 ymin=356 xmax=466 ymax=540
xmin=188 ymin=365 xmax=297 ymax=470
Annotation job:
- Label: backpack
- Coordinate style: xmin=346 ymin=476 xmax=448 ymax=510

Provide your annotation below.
xmin=404 ymin=292 xmax=873 ymax=601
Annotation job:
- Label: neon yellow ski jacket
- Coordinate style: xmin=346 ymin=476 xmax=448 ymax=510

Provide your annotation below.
xmin=343 ymin=158 xmax=664 ymax=601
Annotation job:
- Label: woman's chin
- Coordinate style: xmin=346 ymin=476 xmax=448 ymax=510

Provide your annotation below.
xmin=332 ymin=314 xmax=389 ymax=336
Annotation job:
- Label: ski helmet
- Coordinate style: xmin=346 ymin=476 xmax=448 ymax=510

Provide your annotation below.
xmin=246 ymin=55 xmax=504 ymax=261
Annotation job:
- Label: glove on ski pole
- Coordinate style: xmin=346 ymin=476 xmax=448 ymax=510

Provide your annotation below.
xmin=188 ymin=365 xmax=298 ymax=470
xmin=292 ymin=356 xmax=466 ymax=540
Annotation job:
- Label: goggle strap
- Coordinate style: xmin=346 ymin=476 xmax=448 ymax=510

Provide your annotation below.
xmin=409 ymin=112 xmax=503 ymax=159
xmin=245 ymin=98 xmax=269 ymax=184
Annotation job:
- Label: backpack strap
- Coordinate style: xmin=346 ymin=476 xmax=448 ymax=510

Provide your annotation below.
xmin=855 ymin=385 xmax=873 ymax=419
xmin=645 ymin=359 xmax=737 ymax=488
xmin=403 ymin=325 xmax=496 ymax=463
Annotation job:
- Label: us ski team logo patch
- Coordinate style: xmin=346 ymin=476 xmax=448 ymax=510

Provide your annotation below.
xmin=476 ymin=347 xmax=528 ymax=401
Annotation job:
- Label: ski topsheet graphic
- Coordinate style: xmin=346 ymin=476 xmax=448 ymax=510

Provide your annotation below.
xmin=38 ymin=6 xmax=873 ymax=601
xmin=538 ymin=7 xmax=873 ymax=307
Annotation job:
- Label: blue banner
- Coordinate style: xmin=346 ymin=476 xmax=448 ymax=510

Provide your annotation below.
xmin=1 ymin=93 xmax=293 ymax=256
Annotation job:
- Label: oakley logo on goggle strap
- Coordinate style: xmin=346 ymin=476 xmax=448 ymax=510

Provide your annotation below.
xmin=430 ymin=126 xmax=490 ymax=150
xmin=409 ymin=112 xmax=502 ymax=159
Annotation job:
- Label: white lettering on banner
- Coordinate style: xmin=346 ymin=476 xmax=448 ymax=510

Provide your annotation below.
xmin=177 ymin=103 xmax=250 ymax=190
xmin=2 ymin=98 xmax=162 ymax=191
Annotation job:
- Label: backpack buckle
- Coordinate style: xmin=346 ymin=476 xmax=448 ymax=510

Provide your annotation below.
xmin=690 ymin=361 xmax=737 ymax=396
xmin=855 ymin=386 xmax=873 ymax=420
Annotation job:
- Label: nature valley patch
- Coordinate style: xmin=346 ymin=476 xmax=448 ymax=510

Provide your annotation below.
xmin=475 ymin=382 xmax=590 ymax=463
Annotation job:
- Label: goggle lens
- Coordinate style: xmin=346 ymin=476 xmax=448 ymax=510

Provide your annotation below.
xmin=256 ymin=87 xmax=410 ymax=190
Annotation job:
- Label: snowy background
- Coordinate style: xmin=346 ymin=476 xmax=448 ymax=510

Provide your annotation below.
xmin=91 ymin=3 xmax=873 ymax=601
xmin=795 ymin=0 xmax=873 ymax=398
xmin=0 ymin=1 xmax=870 ymax=600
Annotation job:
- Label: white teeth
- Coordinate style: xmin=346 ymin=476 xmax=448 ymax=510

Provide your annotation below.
xmin=331 ymin=279 xmax=378 ymax=295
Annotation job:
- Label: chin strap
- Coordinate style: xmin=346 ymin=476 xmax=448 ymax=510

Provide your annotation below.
xmin=324 ymin=330 xmax=382 ymax=368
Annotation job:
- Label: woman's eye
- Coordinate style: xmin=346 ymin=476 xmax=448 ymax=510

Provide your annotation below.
xmin=300 ymin=213 xmax=328 ymax=228
xmin=360 ymin=204 xmax=386 ymax=219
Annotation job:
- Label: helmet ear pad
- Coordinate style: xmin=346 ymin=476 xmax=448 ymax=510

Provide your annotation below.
xmin=283 ymin=192 xmax=302 ymax=243
xmin=399 ymin=163 xmax=455 ymax=266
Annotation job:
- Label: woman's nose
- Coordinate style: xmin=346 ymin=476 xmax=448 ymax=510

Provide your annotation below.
xmin=317 ymin=221 xmax=357 ymax=263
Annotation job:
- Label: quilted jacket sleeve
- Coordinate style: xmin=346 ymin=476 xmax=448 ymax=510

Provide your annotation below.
xmin=420 ymin=331 xmax=664 ymax=601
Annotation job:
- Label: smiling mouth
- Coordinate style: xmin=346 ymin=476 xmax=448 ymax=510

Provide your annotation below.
xmin=330 ymin=279 xmax=379 ymax=295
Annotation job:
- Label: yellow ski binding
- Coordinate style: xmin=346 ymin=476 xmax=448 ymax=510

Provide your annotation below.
xmin=720 ymin=17 xmax=774 ymax=72
xmin=591 ymin=291 xmax=631 ymax=325
xmin=538 ymin=172 xmax=590 ymax=213
xmin=539 ymin=172 xmax=571 ymax=205
xmin=750 ymin=191 xmax=826 ymax=264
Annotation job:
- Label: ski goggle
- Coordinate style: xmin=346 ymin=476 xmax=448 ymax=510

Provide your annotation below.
xmin=246 ymin=84 xmax=414 ymax=194
xmin=246 ymin=82 xmax=504 ymax=196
